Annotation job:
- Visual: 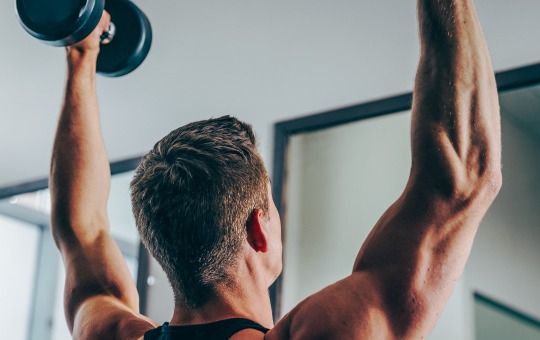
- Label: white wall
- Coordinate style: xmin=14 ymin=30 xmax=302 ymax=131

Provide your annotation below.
xmin=283 ymin=111 xmax=412 ymax=313
xmin=2 ymin=0 xmax=540 ymax=189
xmin=0 ymin=215 xmax=40 ymax=340
xmin=466 ymin=115 xmax=540 ymax=322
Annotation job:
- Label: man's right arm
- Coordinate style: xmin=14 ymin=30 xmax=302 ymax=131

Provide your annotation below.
xmin=269 ymin=1 xmax=501 ymax=339
xmin=49 ymin=13 xmax=156 ymax=339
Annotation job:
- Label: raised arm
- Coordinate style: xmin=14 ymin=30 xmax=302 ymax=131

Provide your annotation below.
xmin=49 ymin=13 xmax=153 ymax=338
xmin=351 ymin=0 xmax=502 ymax=335
xmin=270 ymin=1 xmax=501 ymax=339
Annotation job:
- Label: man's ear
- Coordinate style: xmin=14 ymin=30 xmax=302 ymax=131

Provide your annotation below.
xmin=246 ymin=209 xmax=268 ymax=253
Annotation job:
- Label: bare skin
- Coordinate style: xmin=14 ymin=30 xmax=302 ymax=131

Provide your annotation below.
xmin=50 ymin=1 xmax=501 ymax=339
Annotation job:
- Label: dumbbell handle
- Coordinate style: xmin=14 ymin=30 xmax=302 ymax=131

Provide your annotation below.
xmin=100 ymin=22 xmax=116 ymax=44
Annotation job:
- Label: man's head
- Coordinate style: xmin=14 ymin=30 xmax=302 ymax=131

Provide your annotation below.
xmin=130 ymin=116 xmax=281 ymax=308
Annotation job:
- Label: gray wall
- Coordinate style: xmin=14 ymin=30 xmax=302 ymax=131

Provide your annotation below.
xmin=2 ymin=0 xmax=540 ymax=188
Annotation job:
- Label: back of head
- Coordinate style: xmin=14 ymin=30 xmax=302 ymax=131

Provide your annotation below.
xmin=130 ymin=116 xmax=269 ymax=308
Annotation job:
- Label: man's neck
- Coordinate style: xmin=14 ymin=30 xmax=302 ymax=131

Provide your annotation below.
xmin=169 ymin=261 xmax=275 ymax=329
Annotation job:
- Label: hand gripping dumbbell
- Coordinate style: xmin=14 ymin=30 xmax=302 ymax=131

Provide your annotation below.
xmin=16 ymin=0 xmax=152 ymax=77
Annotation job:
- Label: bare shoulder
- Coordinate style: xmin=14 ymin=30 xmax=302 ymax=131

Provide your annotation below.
xmin=266 ymin=272 xmax=394 ymax=340
xmin=73 ymin=295 xmax=158 ymax=340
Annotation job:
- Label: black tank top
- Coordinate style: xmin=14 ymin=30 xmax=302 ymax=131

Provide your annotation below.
xmin=143 ymin=318 xmax=269 ymax=340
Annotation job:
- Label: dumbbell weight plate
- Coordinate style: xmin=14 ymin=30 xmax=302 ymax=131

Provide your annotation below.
xmin=16 ymin=0 xmax=105 ymax=47
xmin=97 ymin=0 xmax=152 ymax=77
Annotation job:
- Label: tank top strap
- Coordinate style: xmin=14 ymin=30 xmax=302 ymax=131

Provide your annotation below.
xmin=212 ymin=318 xmax=269 ymax=338
xmin=144 ymin=318 xmax=269 ymax=339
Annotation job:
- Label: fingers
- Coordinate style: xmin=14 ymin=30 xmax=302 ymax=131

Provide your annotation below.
xmin=98 ymin=11 xmax=114 ymax=45
xmin=69 ymin=11 xmax=111 ymax=53
xmin=97 ymin=11 xmax=112 ymax=36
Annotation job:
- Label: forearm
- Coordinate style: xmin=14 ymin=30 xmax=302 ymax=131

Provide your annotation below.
xmin=412 ymin=0 xmax=501 ymax=198
xmin=50 ymin=49 xmax=111 ymax=248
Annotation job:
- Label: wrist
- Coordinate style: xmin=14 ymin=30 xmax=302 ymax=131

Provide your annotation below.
xmin=66 ymin=47 xmax=99 ymax=69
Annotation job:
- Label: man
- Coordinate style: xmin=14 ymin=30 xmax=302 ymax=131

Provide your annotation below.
xmin=50 ymin=0 xmax=502 ymax=339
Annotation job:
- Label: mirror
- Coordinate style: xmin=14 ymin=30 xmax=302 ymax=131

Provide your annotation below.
xmin=475 ymin=292 xmax=540 ymax=340
xmin=0 ymin=165 xmax=145 ymax=340
xmin=274 ymin=71 xmax=540 ymax=339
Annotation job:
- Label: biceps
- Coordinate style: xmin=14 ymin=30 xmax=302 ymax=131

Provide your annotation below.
xmin=62 ymin=232 xmax=140 ymax=328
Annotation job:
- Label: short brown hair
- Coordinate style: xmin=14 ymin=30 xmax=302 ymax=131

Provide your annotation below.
xmin=130 ymin=116 xmax=269 ymax=308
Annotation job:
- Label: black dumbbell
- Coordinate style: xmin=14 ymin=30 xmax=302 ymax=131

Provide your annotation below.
xmin=16 ymin=0 xmax=152 ymax=77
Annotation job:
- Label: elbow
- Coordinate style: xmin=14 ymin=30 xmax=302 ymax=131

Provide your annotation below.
xmin=445 ymin=145 xmax=502 ymax=204
xmin=50 ymin=207 xmax=109 ymax=251
xmin=446 ymin=165 xmax=502 ymax=208
xmin=483 ymin=167 xmax=502 ymax=200
xmin=468 ymin=156 xmax=503 ymax=202
xmin=463 ymin=142 xmax=503 ymax=203
xmin=415 ymin=161 xmax=502 ymax=209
